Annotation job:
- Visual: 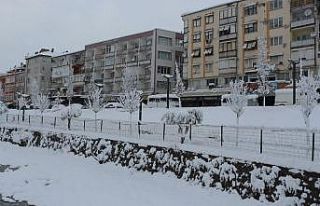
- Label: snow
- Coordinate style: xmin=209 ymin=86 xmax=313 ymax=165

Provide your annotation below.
xmin=0 ymin=142 xmax=263 ymax=206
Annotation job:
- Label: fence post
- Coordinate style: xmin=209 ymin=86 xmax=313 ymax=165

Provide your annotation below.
xmin=312 ymin=133 xmax=315 ymax=161
xmin=138 ymin=122 xmax=141 ymax=138
xmin=53 ymin=117 xmax=56 ymax=128
xmin=260 ymin=129 xmax=263 ymax=154
xmin=6 ymin=114 xmax=8 ymax=122
xmin=83 ymin=120 xmax=86 ymax=131
xmin=119 ymin=122 xmax=121 ymax=130
xmin=100 ymin=120 xmax=103 ymax=132
xmin=220 ymin=125 xmax=224 ymax=147
xmin=162 ymin=123 xmax=166 ymax=141
xmin=18 ymin=115 xmax=20 ymax=123
xmin=29 ymin=115 xmax=31 ymax=125
xmin=41 ymin=116 xmax=44 ymax=125
xmin=189 ymin=124 xmax=192 ymax=141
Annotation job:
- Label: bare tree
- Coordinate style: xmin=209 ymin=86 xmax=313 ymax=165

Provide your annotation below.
xmin=227 ymin=80 xmax=247 ymax=146
xmin=256 ymin=37 xmax=275 ymax=106
xmin=120 ymin=67 xmax=141 ymax=136
xmin=86 ymin=86 xmax=103 ymax=131
xmin=175 ymin=62 xmax=185 ymax=97
xmin=297 ymin=75 xmax=320 ymax=147
xmin=63 ymin=73 xmax=75 ymax=130
xmin=34 ymin=93 xmax=50 ymax=124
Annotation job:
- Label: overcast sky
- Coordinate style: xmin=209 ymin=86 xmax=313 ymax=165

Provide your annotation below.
xmin=0 ymin=0 xmax=231 ymax=71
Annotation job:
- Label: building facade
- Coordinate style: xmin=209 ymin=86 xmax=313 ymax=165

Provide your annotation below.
xmin=50 ymin=50 xmax=85 ymax=96
xmin=84 ymin=29 xmax=183 ymax=96
xmin=25 ymin=49 xmax=53 ymax=95
xmin=3 ymin=65 xmax=26 ymax=106
xmin=182 ymin=0 xmax=320 ymax=91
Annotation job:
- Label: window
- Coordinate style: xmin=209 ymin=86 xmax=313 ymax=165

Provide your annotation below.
xmin=193 ymin=32 xmax=201 ymax=43
xmin=219 ymin=7 xmax=236 ymax=19
xmin=219 ymin=41 xmax=237 ymax=52
xmin=191 ymin=49 xmax=201 ymax=58
xmin=157 ymin=66 xmax=171 ymax=74
xmin=205 ymin=14 xmax=214 ymax=24
xmin=244 ymin=4 xmax=257 ymax=16
xmin=269 ymin=17 xmax=283 ymax=29
xmin=105 ymin=57 xmax=115 ymax=65
xmin=158 ymin=51 xmax=172 ymax=60
xmin=193 ymin=18 xmax=201 ymax=27
xmin=243 ymin=40 xmax=257 ymax=50
xmin=244 ymin=58 xmax=257 ymax=68
xmin=270 ymin=36 xmax=283 ymax=46
xmin=184 ymin=19 xmax=189 ymax=28
xmin=192 ymin=64 xmax=201 ymax=74
xmin=184 ymin=34 xmax=188 ymax=43
xmin=219 ymin=24 xmax=236 ymax=36
xmin=219 ymin=58 xmax=236 ymax=69
xmin=204 ymin=47 xmax=214 ymax=56
xmin=270 ymin=55 xmax=283 ymax=65
xmin=244 ymin=22 xmax=258 ymax=33
xmin=205 ymin=29 xmax=213 ymax=44
xmin=106 ymin=45 xmax=115 ymax=54
xmin=158 ymin=36 xmax=172 ymax=46
xmin=205 ymin=63 xmax=213 ymax=73
xmin=269 ymin=0 xmax=283 ymax=10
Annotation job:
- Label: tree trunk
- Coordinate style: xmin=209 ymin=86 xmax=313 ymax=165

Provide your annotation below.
xmin=306 ymin=117 xmax=311 ymax=157
xmin=236 ymin=114 xmax=239 ymax=147
xmin=95 ymin=112 xmax=97 ymax=132
xmin=68 ymin=118 xmax=71 ymax=130
xmin=130 ymin=112 xmax=133 ymax=137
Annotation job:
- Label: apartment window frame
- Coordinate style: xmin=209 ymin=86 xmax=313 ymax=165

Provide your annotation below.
xmin=158 ymin=51 xmax=172 ymax=61
xmin=244 ymin=4 xmax=257 ymax=16
xmin=219 ymin=23 xmax=236 ymax=36
xmin=219 ymin=41 xmax=237 ymax=53
xmin=205 ymin=14 xmax=214 ymax=24
xmin=192 ymin=64 xmax=201 ymax=75
xmin=204 ymin=47 xmax=214 ymax=56
xmin=157 ymin=66 xmax=172 ymax=75
xmin=219 ymin=7 xmax=237 ymax=19
xmin=193 ymin=32 xmax=201 ymax=43
xmin=244 ymin=22 xmax=258 ymax=33
xmin=269 ymin=17 xmax=283 ymax=29
xmin=205 ymin=63 xmax=214 ymax=73
xmin=269 ymin=0 xmax=283 ymax=10
xmin=191 ymin=48 xmax=201 ymax=58
xmin=158 ymin=36 xmax=173 ymax=47
xmin=205 ymin=29 xmax=213 ymax=44
xmin=243 ymin=40 xmax=257 ymax=50
xmin=270 ymin=55 xmax=284 ymax=65
xmin=193 ymin=18 xmax=201 ymax=27
xmin=270 ymin=36 xmax=283 ymax=46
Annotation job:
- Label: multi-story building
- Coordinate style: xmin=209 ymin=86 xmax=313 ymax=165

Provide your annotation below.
xmin=182 ymin=0 xmax=320 ymax=91
xmin=84 ymin=28 xmax=183 ymax=96
xmin=25 ymin=49 xmax=53 ymax=95
xmin=3 ymin=65 xmax=26 ymax=106
xmin=51 ymin=50 xmax=85 ymax=96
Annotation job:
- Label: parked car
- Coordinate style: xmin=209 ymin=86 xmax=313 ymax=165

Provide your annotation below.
xmin=104 ymin=102 xmax=123 ymax=108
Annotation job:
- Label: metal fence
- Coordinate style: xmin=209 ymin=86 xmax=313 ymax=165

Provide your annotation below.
xmin=2 ymin=113 xmax=320 ymax=162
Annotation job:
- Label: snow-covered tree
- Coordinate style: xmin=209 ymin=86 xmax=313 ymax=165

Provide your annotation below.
xmin=175 ymin=62 xmax=185 ymax=97
xmin=227 ymin=80 xmax=247 ymax=146
xmin=34 ymin=93 xmax=50 ymax=124
xmin=86 ymin=86 xmax=103 ymax=131
xmin=297 ymin=75 xmax=320 ymax=146
xmin=60 ymin=104 xmax=82 ymax=130
xmin=62 ymin=73 xmax=76 ymax=130
xmin=256 ymin=37 xmax=275 ymax=106
xmin=120 ymin=67 xmax=141 ymax=136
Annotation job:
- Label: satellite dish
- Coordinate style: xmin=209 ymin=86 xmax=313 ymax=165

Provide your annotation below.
xmin=304 ymin=9 xmax=312 ymax=17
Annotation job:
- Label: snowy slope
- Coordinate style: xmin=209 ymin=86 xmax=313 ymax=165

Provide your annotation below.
xmin=0 ymin=142 xmax=264 ymax=206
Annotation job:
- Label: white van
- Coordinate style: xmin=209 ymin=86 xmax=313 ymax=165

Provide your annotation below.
xmin=221 ymin=94 xmax=259 ymax=106
xmin=147 ymin=94 xmax=181 ymax=108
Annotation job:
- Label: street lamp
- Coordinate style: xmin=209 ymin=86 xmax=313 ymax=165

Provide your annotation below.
xmin=288 ymin=58 xmax=306 ymax=104
xmin=162 ymin=74 xmax=173 ymax=109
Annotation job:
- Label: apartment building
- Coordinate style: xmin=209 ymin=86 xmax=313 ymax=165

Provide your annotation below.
xmin=84 ymin=29 xmax=184 ymax=96
xmin=3 ymin=65 xmax=26 ymax=106
xmin=25 ymin=49 xmax=53 ymax=95
xmin=50 ymin=50 xmax=85 ymax=96
xmin=182 ymin=0 xmax=320 ymax=91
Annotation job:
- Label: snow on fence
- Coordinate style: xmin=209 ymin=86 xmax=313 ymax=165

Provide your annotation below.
xmin=2 ymin=113 xmax=320 ymax=162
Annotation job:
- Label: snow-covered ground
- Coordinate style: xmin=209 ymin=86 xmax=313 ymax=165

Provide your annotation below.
xmin=9 ymin=105 xmax=320 ymax=129
xmin=0 ymin=142 xmax=264 ymax=206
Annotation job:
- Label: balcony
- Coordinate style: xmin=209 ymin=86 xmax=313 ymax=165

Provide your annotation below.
xmin=219 ymin=50 xmax=237 ymax=58
xmin=291 ymin=18 xmax=315 ymax=28
xmin=219 ymin=67 xmax=237 ymax=75
xmin=219 ymin=17 xmax=237 ymax=25
xmin=219 ymin=33 xmax=237 ymax=41
xmin=291 ymin=39 xmax=315 ymax=48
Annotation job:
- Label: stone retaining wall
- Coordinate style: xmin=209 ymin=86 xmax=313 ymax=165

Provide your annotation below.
xmin=0 ymin=127 xmax=319 ymax=205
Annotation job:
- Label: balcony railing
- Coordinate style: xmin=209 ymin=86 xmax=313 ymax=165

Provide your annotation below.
xmin=291 ymin=39 xmax=315 ymax=48
xmin=219 ymin=33 xmax=237 ymax=41
xmin=219 ymin=17 xmax=237 ymax=25
xmin=219 ymin=67 xmax=237 ymax=74
xmin=219 ymin=50 xmax=237 ymax=58
xmin=291 ymin=18 xmax=315 ymax=28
